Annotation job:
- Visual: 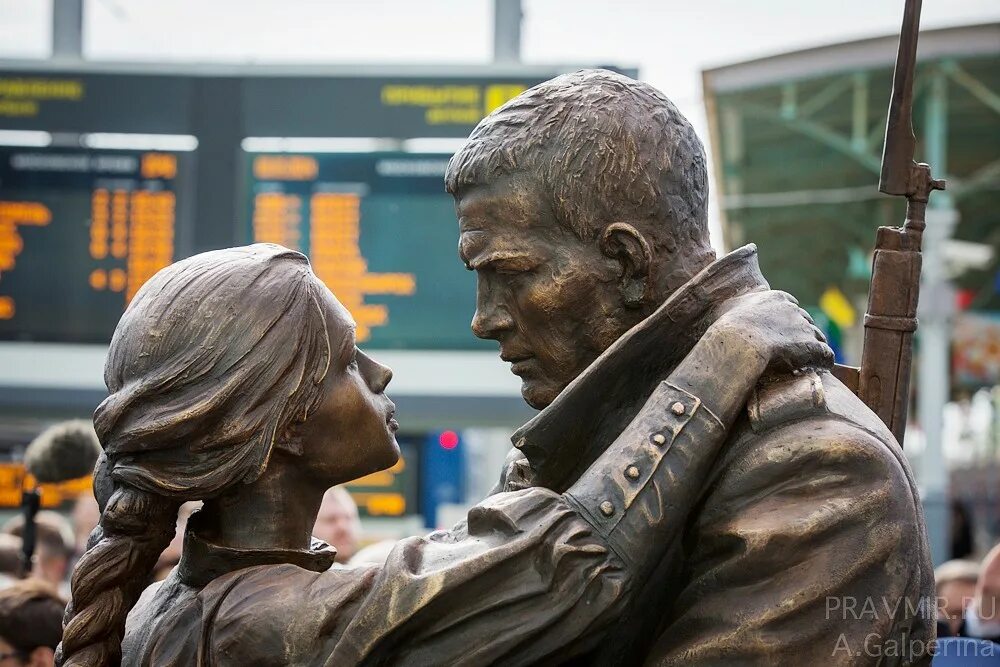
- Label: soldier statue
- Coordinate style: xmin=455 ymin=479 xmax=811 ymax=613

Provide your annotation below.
xmin=57 ymin=70 xmax=932 ymax=667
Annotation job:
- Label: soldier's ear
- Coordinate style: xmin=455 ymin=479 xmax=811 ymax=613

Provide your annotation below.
xmin=599 ymin=222 xmax=652 ymax=309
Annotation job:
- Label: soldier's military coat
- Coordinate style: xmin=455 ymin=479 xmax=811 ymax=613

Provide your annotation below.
xmin=501 ymin=245 xmax=935 ymax=665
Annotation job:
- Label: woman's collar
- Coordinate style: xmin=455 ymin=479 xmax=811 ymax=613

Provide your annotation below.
xmin=177 ymin=517 xmax=337 ymax=588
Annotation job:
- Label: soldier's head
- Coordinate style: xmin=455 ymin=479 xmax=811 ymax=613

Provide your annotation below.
xmin=447 ymin=69 xmax=714 ymax=409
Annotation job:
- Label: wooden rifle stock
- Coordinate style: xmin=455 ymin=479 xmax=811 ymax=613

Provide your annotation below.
xmin=857 ymin=207 xmax=924 ymax=447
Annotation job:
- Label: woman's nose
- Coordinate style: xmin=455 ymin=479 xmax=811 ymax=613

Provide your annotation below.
xmin=360 ymin=352 xmax=392 ymax=393
xmin=374 ymin=363 xmax=392 ymax=393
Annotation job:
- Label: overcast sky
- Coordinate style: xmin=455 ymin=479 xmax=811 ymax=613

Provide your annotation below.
xmin=1 ymin=0 xmax=998 ymax=247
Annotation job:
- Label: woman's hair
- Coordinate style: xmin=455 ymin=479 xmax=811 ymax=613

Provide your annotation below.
xmin=57 ymin=244 xmax=334 ymax=667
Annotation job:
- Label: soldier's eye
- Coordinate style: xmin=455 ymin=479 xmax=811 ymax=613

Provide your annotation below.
xmin=493 ymin=259 xmax=538 ymax=275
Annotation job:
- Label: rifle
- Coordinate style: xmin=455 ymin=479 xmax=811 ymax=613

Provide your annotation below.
xmin=832 ymin=0 xmax=945 ymax=447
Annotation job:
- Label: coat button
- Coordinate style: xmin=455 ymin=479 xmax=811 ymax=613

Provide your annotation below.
xmin=671 ymin=401 xmax=686 ymax=415
xmin=600 ymin=501 xmax=614 ymax=516
xmin=626 ymin=466 xmax=640 ymax=479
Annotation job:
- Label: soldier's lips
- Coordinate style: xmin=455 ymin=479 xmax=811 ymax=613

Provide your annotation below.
xmin=501 ymin=348 xmax=536 ymax=375
xmin=507 ymin=357 xmax=535 ymax=376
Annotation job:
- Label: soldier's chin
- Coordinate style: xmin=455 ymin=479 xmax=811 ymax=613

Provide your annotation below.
xmin=520 ymin=379 xmax=559 ymax=410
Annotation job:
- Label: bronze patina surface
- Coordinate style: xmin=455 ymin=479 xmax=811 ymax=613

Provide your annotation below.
xmin=58 ymin=68 xmax=931 ymax=667
xmin=448 ymin=69 xmax=933 ymax=665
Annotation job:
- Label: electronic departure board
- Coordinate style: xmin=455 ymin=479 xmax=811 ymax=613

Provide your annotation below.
xmin=0 ymin=147 xmax=191 ymax=342
xmin=0 ymin=63 xmax=635 ymax=350
xmin=245 ymin=152 xmax=485 ymax=349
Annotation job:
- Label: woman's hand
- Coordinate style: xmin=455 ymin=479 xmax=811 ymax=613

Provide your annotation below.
xmin=709 ymin=290 xmax=835 ymax=377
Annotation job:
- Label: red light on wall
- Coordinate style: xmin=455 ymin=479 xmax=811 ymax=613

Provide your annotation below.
xmin=956 ymin=289 xmax=975 ymax=311
xmin=438 ymin=430 xmax=459 ymax=450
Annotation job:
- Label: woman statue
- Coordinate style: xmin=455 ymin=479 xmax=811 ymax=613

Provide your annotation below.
xmin=57 ymin=244 xmax=829 ymax=666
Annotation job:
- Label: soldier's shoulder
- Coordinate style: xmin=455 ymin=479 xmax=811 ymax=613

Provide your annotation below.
xmin=746 ymin=369 xmax=894 ymax=444
xmin=714 ymin=369 xmax=914 ymax=492
xmin=692 ymin=370 xmax=927 ymax=556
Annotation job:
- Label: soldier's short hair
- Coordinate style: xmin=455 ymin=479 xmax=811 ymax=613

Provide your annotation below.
xmin=445 ymin=68 xmax=710 ymax=253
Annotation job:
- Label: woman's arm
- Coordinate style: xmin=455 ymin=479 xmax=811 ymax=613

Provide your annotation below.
xmin=565 ymin=289 xmax=828 ymax=577
xmin=192 ymin=292 xmax=829 ymax=666
xmin=323 ymin=291 xmax=829 ymax=665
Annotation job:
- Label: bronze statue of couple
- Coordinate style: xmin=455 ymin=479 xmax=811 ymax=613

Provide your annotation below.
xmin=58 ymin=71 xmax=933 ymax=666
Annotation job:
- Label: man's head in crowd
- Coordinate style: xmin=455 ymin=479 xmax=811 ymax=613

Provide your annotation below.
xmin=70 ymin=494 xmax=100 ymax=558
xmin=0 ymin=536 xmax=23 ymax=592
xmin=2 ymin=512 xmax=74 ymax=588
xmin=312 ymin=487 xmax=361 ymax=564
xmin=971 ymin=543 xmax=1000 ymax=634
xmin=0 ymin=536 xmax=22 ymax=578
xmin=0 ymin=580 xmax=64 ymax=667
xmin=936 ymin=559 xmax=981 ymax=635
xmin=153 ymin=501 xmax=203 ymax=582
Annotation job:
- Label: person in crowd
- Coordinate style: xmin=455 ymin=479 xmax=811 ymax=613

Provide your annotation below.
xmin=151 ymin=501 xmax=202 ymax=582
xmin=0 ymin=535 xmax=23 ymax=590
xmin=937 ymin=559 xmax=982 ymax=636
xmin=311 ymin=487 xmax=360 ymax=564
xmin=347 ymin=539 xmax=396 ymax=567
xmin=952 ymin=500 xmax=975 ymax=560
xmin=55 ymin=244 xmax=830 ymax=666
xmin=961 ymin=543 xmax=1000 ymax=643
xmin=70 ymin=493 xmax=100 ymax=560
xmin=0 ymin=579 xmax=64 ymax=667
xmin=2 ymin=512 xmax=74 ymax=594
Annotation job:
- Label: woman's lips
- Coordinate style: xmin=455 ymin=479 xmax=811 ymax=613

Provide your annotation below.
xmin=386 ymin=404 xmax=399 ymax=431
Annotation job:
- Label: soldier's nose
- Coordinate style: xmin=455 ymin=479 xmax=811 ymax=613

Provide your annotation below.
xmin=472 ymin=307 xmax=514 ymax=340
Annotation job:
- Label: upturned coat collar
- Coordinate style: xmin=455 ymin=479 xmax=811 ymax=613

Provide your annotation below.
xmin=512 ymin=244 xmax=768 ymax=492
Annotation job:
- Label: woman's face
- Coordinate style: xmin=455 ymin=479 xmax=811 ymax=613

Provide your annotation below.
xmin=300 ymin=286 xmax=400 ymax=485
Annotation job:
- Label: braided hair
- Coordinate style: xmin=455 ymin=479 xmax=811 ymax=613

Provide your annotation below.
xmin=57 ymin=244 xmax=333 ymax=666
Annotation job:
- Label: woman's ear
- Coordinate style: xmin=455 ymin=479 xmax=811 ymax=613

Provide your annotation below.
xmin=274 ymin=420 xmax=305 ymax=456
xmin=599 ymin=222 xmax=652 ymax=309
